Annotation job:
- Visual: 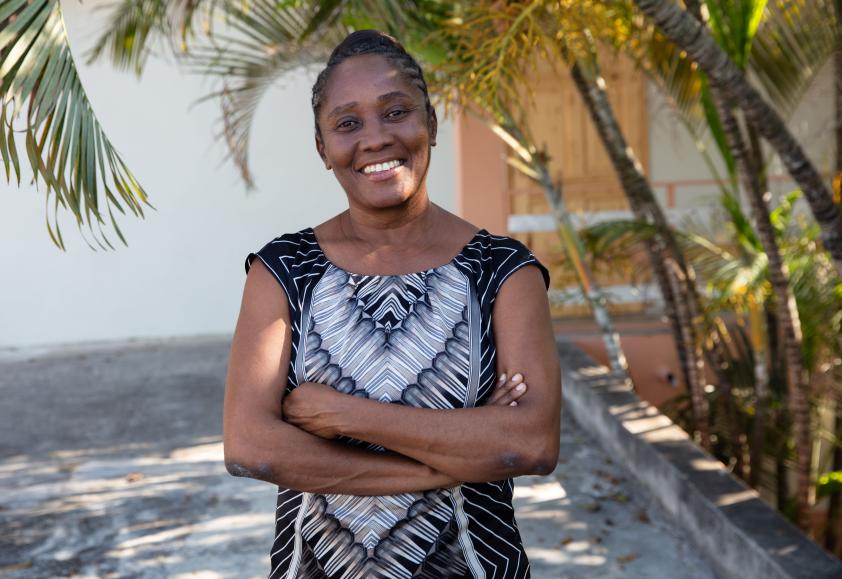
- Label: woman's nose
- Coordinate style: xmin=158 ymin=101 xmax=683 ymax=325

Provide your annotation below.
xmin=358 ymin=120 xmax=394 ymax=151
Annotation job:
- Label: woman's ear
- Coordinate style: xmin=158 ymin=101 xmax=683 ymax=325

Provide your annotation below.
xmin=429 ymin=108 xmax=438 ymax=147
xmin=315 ymin=134 xmax=331 ymax=170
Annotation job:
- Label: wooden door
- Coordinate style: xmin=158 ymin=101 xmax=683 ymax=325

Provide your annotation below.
xmin=509 ymin=49 xmax=650 ymax=314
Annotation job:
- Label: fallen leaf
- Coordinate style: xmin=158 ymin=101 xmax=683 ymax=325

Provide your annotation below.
xmin=617 ymin=552 xmax=639 ymax=567
xmin=0 ymin=561 xmax=33 ymax=572
xmin=583 ymin=501 xmax=602 ymax=513
xmin=609 ymin=491 xmax=630 ymax=504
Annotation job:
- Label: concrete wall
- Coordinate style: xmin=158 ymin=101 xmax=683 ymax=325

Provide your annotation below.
xmin=558 ymin=340 xmax=842 ymax=579
xmin=0 ymin=2 xmax=456 ymax=350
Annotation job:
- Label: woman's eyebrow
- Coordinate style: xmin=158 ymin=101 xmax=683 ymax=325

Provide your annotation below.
xmin=326 ymin=91 xmax=414 ymax=119
xmin=377 ymin=90 xmax=412 ymax=102
xmin=327 ymin=102 xmax=358 ymax=119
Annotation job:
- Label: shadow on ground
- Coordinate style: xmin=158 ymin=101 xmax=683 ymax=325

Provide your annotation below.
xmin=0 ymin=337 xmax=716 ymax=578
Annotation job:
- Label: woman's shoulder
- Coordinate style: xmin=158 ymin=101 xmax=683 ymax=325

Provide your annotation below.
xmin=245 ymin=227 xmax=322 ymax=277
xmin=458 ymin=223 xmax=538 ymax=264
xmin=460 ymin=228 xmax=551 ymax=292
xmin=253 ymin=227 xmax=321 ymax=259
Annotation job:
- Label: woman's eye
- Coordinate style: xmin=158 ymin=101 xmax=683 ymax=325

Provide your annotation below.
xmin=337 ymin=119 xmax=358 ymax=130
xmin=386 ymin=109 xmax=408 ymax=120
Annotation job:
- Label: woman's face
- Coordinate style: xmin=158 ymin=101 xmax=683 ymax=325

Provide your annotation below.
xmin=315 ymin=54 xmax=437 ymax=211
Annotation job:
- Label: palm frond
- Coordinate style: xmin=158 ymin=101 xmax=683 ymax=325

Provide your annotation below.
xmin=433 ymin=0 xmax=561 ymax=121
xmin=83 ymin=0 xmax=231 ymax=75
xmin=180 ymin=0 xmax=350 ymax=188
xmin=1 ymin=0 xmax=149 ymax=249
xmin=750 ymin=0 xmax=840 ymax=117
xmin=614 ymin=0 xmax=839 ymax=170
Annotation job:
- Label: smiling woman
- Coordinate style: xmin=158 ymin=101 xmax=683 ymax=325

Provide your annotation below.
xmin=222 ymin=30 xmax=560 ymax=579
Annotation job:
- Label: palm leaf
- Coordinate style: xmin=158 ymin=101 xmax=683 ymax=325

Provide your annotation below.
xmin=1 ymin=0 xmax=149 ymax=249
xmin=750 ymin=0 xmax=840 ymax=117
xmin=180 ymin=0 xmax=349 ymax=188
xmin=84 ymin=0 xmax=231 ymax=75
xmin=615 ymin=0 xmax=839 ymax=174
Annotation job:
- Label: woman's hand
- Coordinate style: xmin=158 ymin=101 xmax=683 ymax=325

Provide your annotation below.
xmin=283 ymin=382 xmax=349 ymax=439
xmin=486 ymin=372 xmax=528 ymax=406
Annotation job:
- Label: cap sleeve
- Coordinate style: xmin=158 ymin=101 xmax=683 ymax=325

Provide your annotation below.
xmin=489 ymin=237 xmax=551 ymax=302
xmin=245 ymin=234 xmax=301 ymax=308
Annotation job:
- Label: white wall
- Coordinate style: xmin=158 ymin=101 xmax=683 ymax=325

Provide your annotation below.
xmin=647 ymin=58 xmax=835 ymax=212
xmin=0 ymin=2 xmax=455 ymax=350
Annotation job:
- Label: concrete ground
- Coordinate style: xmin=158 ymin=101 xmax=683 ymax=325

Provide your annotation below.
xmin=0 ymin=337 xmax=716 ymax=578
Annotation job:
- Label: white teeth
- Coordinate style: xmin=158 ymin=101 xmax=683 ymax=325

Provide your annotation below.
xmin=363 ymin=159 xmax=403 ymax=174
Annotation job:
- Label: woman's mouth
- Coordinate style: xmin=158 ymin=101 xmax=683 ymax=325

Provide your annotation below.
xmin=360 ymin=159 xmax=405 ymax=181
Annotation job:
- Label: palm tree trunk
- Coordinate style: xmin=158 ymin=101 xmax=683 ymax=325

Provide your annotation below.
xmin=824 ymin=46 xmax=842 ymax=550
xmin=633 ymin=0 xmax=842 ymax=278
xmin=569 ymin=60 xmax=711 ymax=449
xmin=542 ymin=174 xmax=633 ymax=381
xmin=486 ymin=114 xmax=633 ymax=382
xmin=748 ymin=295 xmax=771 ymax=489
xmin=712 ymin=91 xmax=812 ymax=530
xmin=777 ymin=410 xmax=792 ymax=514
xmin=827 ymin=398 xmax=842 ymax=552
xmin=682 ymin=0 xmax=812 ymax=532
xmin=706 ymin=324 xmax=747 ymax=481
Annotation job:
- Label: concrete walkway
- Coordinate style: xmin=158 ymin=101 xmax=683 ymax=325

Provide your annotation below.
xmin=0 ymin=338 xmax=716 ymax=578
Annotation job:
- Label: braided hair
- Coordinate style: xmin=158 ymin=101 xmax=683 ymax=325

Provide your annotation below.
xmin=311 ymin=30 xmax=433 ymax=140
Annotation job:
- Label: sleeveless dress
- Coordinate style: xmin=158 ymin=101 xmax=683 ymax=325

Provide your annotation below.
xmin=245 ymin=226 xmax=550 ymax=579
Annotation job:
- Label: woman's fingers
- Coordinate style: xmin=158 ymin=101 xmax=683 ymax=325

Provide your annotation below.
xmin=488 ymin=372 xmax=528 ymax=406
xmin=489 ymin=372 xmax=521 ymax=402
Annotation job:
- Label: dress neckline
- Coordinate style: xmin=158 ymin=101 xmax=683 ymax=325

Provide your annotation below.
xmin=306 ymin=226 xmax=487 ymax=278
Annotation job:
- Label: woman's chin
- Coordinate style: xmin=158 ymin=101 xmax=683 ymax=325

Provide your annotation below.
xmin=354 ymin=188 xmax=418 ymax=210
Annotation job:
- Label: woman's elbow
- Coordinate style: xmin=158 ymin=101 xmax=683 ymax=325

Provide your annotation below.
xmin=496 ymin=440 xmax=559 ymax=478
xmin=223 ymin=441 xmax=275 ymax=483
xmin=529 ymin=445 xmax=559 ymax=476
xmin=521 ymin=435 xmax=560 ymax=476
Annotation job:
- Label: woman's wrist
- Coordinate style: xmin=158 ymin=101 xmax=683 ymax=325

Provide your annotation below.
xmin=332 ymin=393 xmax=371 ymax=438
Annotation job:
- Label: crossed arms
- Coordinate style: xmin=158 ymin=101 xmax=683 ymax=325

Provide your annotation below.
xmin=222 ymin=259 xmax=561 ymax=496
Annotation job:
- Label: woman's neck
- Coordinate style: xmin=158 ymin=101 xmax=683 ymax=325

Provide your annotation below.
xmin=342 ymin=195 xmax=439 ymax=249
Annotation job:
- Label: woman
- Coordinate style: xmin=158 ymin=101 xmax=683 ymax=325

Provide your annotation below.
xmin=223 ymin=30 xmax=561 ymax=579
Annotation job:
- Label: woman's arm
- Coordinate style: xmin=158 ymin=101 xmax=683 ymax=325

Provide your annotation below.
xmin=223 ymin=259 xmax=458 ymax=495
xmin=284 ymin=265 xmax=562 ymax=483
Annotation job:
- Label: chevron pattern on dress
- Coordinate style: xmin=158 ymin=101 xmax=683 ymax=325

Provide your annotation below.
xmin=293 ymin=263 xmax=475 ymax=577
xmin=459 ymin=481 xmax=529 ymax=578
xmin=412 ymin=515 xmax=471 ymax=578
xmin=304 ymin=264 xmax=470 ymax=405
xmin=299 ymin=490 xmax=454 ymax=578
xmin=267 ymin=489 xmax=305 ymax=579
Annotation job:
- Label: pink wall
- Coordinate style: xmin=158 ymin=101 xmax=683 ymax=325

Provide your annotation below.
xmin=454 ymin=112 xmax=509 ymax=235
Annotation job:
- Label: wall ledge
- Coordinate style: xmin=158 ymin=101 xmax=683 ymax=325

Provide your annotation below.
xmin=557 ymin=339 xmax=842 ymax=579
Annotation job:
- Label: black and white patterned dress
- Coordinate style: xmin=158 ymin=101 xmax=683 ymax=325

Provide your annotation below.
xmin=245 ymin=226 xmax=550 ymax=579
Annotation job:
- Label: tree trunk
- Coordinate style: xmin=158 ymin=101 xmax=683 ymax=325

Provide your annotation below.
xmin=827 ymin=398 xmax=842 ymax=552
xmin=777 ymin=410 xmax=792 ymax=515
xmin=712 ymin=91 xmax=812 ymax=530
xmin=748 ymin=295 xmax=771 ymax=489
xmin=824 ymin=46 xmax=842 ymax=551
xmin=705 ymin=324 xmax=747 ymax=481
xmin=633 ymin=0 xmax=842 ymax=278
xmin=542 ymin=171 xmax=632 ymax=380
xmin=569 ymin=60 xmax=711 ymax=449
xmin=487 ymin=114 xmax=633 ymax=383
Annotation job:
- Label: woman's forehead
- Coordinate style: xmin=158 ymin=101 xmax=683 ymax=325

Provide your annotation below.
xmin=321 ymin=54 xmax=423 ymax=110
